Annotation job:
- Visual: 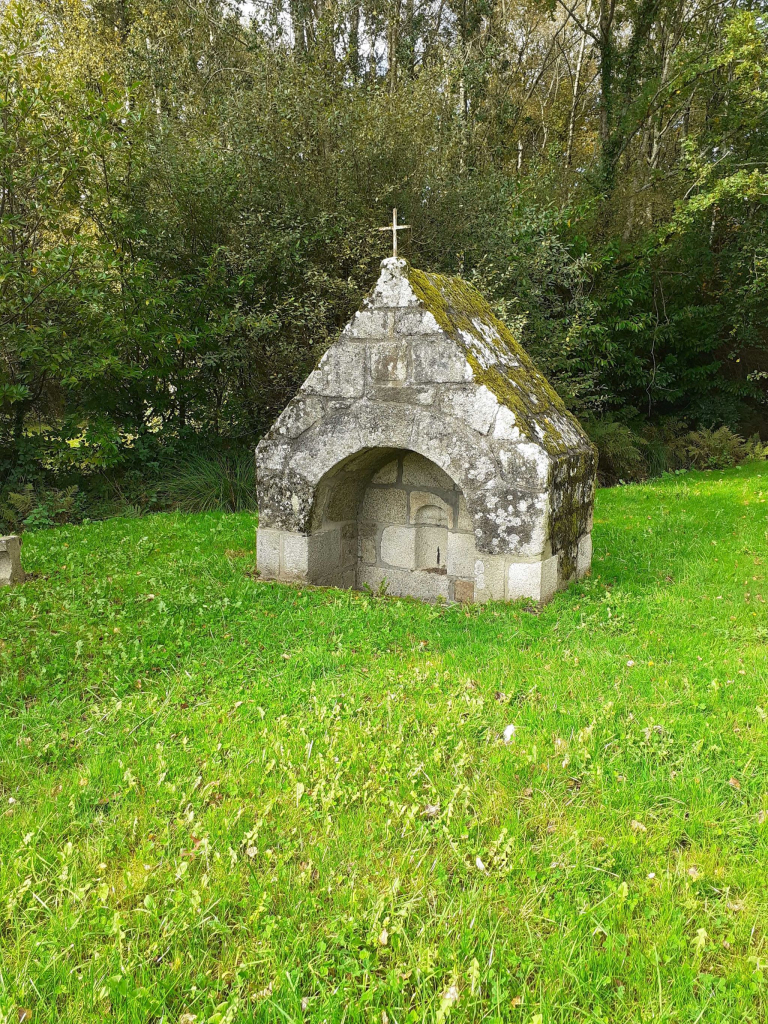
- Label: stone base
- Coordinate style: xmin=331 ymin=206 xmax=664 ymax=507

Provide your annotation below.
xmin=256 ymin=525 xmax=356 ymax=588
xmin=0 ymin=535 xmax=24 ymax=586
xmin=256 ymin=525 xmax=593 ymax=605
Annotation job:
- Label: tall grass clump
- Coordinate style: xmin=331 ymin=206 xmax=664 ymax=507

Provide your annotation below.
xmin=167 ymin=449 xmax=257 ymax=513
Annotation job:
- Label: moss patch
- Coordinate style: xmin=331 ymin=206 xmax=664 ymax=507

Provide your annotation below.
xmin=549 ymin=450 xmax=596 ymax=577
xmin=408 ymin=266 xmax=587 ymax=457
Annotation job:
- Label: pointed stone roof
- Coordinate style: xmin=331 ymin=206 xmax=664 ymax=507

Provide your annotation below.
xmin=346 ymin=258 xmax=586 ymax=457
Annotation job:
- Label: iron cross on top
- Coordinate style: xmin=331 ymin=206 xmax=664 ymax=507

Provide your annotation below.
xmin=378 ymin=208 xmax=411 ymax=258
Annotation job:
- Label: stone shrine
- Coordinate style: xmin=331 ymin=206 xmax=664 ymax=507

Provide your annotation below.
xmin=0 ymin=535 xmax=24 ymax=586
xmin=255 ymin=257 xmax=596 ymax=603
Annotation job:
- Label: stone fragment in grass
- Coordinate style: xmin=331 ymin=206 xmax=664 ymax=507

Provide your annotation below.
xmin=0 ymin=535 xmax=24 ymax=586
xmin=502 ymin=724 xmax=516 ymax=744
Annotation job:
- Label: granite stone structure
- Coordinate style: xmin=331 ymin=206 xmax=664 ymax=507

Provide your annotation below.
xmin=0 ymin=535 xmax=24 ymax=587
xmin=255 ymin=257 xmax=596 ymax=604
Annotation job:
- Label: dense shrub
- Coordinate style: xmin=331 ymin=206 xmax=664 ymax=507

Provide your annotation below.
xmin=0 ymin=485 xmax=88 ymax=533
xmin=585 ymin=419 xmax=768 ymax=486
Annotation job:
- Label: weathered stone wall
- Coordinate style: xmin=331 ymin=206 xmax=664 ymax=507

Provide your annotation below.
xmin=354 ymin=451 xmax=577 ymax=603
xmin=357 ymin=452 xmax=470 ymax=601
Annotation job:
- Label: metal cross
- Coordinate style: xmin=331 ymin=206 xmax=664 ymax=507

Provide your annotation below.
xmin=378 ymin=207 xmax=410 ymax=258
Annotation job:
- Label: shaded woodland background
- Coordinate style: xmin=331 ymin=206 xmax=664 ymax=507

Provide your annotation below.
xmin=1 ymin=0 xmax=767 ymax=524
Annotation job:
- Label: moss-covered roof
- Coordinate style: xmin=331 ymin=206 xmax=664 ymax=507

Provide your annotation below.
xmin=406 ymin=265 xmax=587 ymax=457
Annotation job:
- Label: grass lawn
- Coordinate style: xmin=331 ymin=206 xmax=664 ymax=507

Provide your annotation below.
xmin=1 ymin=463 xmax=768 ymax=1024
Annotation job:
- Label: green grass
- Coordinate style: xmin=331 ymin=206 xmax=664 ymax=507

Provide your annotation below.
xmin=1 ymin=464 xmax=767 ymax=1024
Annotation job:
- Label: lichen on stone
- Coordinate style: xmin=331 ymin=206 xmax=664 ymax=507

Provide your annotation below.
xmin=407 ymin=266 xmax=585 ymax=457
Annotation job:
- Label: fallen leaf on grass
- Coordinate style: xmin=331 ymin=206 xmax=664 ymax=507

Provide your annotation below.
xmin=378 ymin=928 xmax=388 ymax=946
xmin=630 ymin=820 xmax=647 ymax=833
xmin=18 ymin=1011 xmax=33 ymax=1023
xmin=728 ymin=777 xmax=741 ymax=790
xmin=423 ymin=803 xmax=440 ymax=818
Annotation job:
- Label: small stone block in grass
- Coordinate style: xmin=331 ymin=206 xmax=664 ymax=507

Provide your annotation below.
xmin=0 ymin=535 xmax=24 ymax=586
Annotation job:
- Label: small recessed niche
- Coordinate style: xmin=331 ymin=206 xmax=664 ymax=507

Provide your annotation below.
xmin=414 ymin=504 xmax=449 ymax=573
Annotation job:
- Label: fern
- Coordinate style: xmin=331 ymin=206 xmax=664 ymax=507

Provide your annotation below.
xmin=584 ymin=418 xmax=648 ymax=485
xmin=685 ymin=427 xmax=746 ymax=470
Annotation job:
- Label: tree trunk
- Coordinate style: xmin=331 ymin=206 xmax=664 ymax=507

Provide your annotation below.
xmin=348 ymin=4 xmax=361 ymax=79
xmin=566 ymin=0 xmax=591 ymax=167
xmin=598 ymin=0 xmax=617 ymax=188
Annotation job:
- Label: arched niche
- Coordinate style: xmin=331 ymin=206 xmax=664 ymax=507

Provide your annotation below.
xmin=304 ymin=448 xmax=475 ymax=601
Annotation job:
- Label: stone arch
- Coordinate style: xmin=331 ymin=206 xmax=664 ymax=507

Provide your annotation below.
xmin=257 ymin=402 xmax=551 ymax=556
xmin=300 ymin=447 xmax=474 ymax=601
